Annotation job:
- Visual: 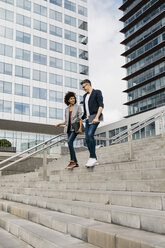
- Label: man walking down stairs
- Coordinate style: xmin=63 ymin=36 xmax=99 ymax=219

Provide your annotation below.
xmin=0 ymin=135 xmax=165 ymax=247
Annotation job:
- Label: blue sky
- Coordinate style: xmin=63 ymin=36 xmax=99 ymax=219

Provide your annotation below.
xmin=88 ymin=0 xmax=127 ymax=124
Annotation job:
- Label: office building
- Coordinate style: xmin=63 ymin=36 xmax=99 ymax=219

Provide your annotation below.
xmin=96 ymin=0 xmax=165 ymax=145
xmin=120 ymin=0 xmax=165 ymax=116
xmin=0 ymin=0 xmax=88 ymax=151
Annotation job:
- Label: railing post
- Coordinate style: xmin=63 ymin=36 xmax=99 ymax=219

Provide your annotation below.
xmin=43 ymin=143 xmax=48 ymax=180
xmin=128 ymin=130 xmax=133 ymax=160
xmin=160 ymin=112 xmax=164 ymax=138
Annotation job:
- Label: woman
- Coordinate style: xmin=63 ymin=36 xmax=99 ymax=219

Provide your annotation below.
xmin=55 ymin=92 xmax=82 ymax=169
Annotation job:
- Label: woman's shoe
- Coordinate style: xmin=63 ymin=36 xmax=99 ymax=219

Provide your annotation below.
xmin=75 ymin=163 xmax=79 ymax=167
xmin=67 ymin=161 xmax=77 ymax=169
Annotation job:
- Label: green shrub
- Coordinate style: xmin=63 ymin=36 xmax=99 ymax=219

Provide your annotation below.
xmin=0 ymin=139 xmax=12 ymax=147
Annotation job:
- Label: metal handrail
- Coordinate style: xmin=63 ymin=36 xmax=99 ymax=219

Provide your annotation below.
xmin=109 ymin=109 xmax=165 ymax=144
xmin=0 ymin=133 xmax=67 ymax=179
xmin=108 ymin=109 xmax=165 ymax=160
xmin=0 ymin=133 xmax=65 ymax=167
xmin=0 ymin=138 xmax=67 ymax=171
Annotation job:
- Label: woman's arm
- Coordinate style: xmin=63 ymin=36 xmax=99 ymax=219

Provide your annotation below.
xmin=55 ymin=121 xmax=66 ymax=128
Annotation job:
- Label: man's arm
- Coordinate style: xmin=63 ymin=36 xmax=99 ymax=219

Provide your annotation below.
xmin=92 ymin=107 xmax=103 ymax=124
xmin=92 ymin=90 xmax=104 ymax=124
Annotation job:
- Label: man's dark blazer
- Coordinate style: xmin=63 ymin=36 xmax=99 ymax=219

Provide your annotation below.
xmin=82 ymin=89 xmax=104 ymax=120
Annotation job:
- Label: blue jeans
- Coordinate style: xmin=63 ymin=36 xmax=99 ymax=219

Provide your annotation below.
xmin=67 ymin=131 xmax=78 ymax=163
xmin=85 ymin=120 xmax=99 ymax=159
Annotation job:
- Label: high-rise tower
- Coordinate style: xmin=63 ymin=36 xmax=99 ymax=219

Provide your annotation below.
xmin=120 ymin=0 xmax=165 ymax=116
xmin=0 ymin=0 xmax=88 ymax=151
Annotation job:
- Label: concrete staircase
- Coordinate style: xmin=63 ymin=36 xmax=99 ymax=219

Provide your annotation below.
xmin=0 ymin=135 xmax=165 ymax=247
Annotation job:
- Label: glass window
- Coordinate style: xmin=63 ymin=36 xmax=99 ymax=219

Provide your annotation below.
xmin=50 ymin=25 xmax=62 ymax=37
xmin=15 ymin=66 xmax=30 ymax=79
xmin=125 ymin=3 xmax=165 ymax=38
xmin=34 ymin=20 xmax=47 ymax=33
xmin=79 ymin=49 xmax=88 ymax=60
xmin=65 ymin=61 xmax=77 ymax=73
xmin=16 ymin=14 xmax=31 ymax=27
xmin=78 ymin=5 xmax=87 ymax=16
xmin=65 ymin=77 xmax=77 ymax=88
xmin=16 ymin=0 xmax=31 ymax=11
xmin=49 ymin=107 xmax=63 ymax=119
xmin=33 ymin=53 xmax=47 ymax=65
xmin=33 ymin=36 xmax=47 ymax=49
xmin=0 ymin=8 xmax=14 ymax=22
xmin=15 ymin=84 xmax=30 ymax=97
xmin=49 ymin=9 xmax=62 ymax=22
xmin=16 ymin=31 xmax=31 ymax=44
xmin=0 ymin=62 xmax=12 ymax=75
xmin=0 ymin=25 xmax=13 ymax=39
xmin=0 ymin=100 xmax=11 ymax=113
xmin=127 ymin=47 xmax=165 ymax=76
xmin=33 ymin=70 xmax=47 ymax=83
xmin=0 ymin=80 xmax=12 ymax=94
xmin=49 ymin=73 xmax=63 ymax=86
xmin=64 ymin=0 xmax=76 ymax=12
xmin=65 ymin=45 xmax=77 ymax=57
xmin=79 ymin=34 xmax=88 ymax=45
xmin=34 ymin=3 xmax=47 ymax=16
xmin=50 ymin=41 xmax=62 ymax=53
xmin=16 ymin=48 xmax=31 ymax=61
xmin=50 ymin=57 xmax=63 ymax=69
xmin=79 ymin=64 xmax=88 ymax=75
xmin=33 ymin=87 xmax=47 ymax=100
xmin=50 ymin=0 xmax=62 ymax=7
xmin=32 ymin=105 xmax=47 ymax=118
xmin=14 ymin=102 xmax=30 ymax=115
xmin=64 ymin=30 xmax=76 ymax=42
xmin=0 ymin=0 xmax=14 ymax=5
xmin=49 ymin=90 xmax=63 ymax=102
xmin=64 ymin=15 xmax=76 ymax=27
xmin=0 ymin=43 xmax=13 ymax=57
xmin=78 ymin=20 xmax=88 ymax=31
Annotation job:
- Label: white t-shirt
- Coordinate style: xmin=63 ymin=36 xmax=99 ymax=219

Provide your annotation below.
xmin=85 ymin=93 xmax=91 ymax=119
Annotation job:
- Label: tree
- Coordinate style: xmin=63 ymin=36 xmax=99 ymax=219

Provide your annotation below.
xmin=0 ymin=139 xmax=12 ymax=147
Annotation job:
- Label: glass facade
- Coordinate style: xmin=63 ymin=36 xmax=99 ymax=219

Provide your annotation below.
xmin=0 ymin=0 xmax=88 ymax=152
xmin=121 ymin=0 xmax=165 ymax=116
xmin=0 ymin=129 xmax=54 ymax=152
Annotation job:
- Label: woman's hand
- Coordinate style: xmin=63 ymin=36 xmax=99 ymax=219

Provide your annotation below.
xmin=55 ymin=124 xmax=60 ymax=128
xmin=77 ymin=128 xmax=82 ymax=133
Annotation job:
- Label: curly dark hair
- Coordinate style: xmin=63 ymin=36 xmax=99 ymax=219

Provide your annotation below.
xmin=64 ymin=91 xmax=77 ymax=106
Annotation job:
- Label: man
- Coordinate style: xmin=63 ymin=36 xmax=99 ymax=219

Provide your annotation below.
xmin=81 ymin=79 xmax=104 ymax=167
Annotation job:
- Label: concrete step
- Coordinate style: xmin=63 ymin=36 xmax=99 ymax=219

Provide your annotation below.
xmin=0 ymin=200 xmax=98 ymax=242
xmin=87 ymin=222 xmax=165 ymax=248
xmin=42 ymin=153 xmax=165 ymax=173
xmin=1 ymin=179 xmax=165 ymax=193
xmin=1 ymin=158 xmax=164 ymax=182
xmin=0 ymin=211 xmax=98 ymax=248
xmin=48 ymin=167 xmax=165 ymax=182
xmin=2 ymin=193 xmax=165 ymax=235
xmin=1 ymin=188 xmax=165 ymax=211
xmin=0 ymin=227 xmax=33 ymax=248
xmin=1 ymin=200 xmax=165 ymax=248
xmin=49 ymin=159 xmax=165 ymax=174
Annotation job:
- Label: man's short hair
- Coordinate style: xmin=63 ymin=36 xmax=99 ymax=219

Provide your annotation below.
xmin=80 ymin=79 xmax=91 ymax=86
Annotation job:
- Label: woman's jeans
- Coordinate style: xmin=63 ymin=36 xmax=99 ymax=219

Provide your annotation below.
xmin=85 ymin=120 xmax=99 ymax=159
xmin=67 ymin=131 xmax=78 ymax=162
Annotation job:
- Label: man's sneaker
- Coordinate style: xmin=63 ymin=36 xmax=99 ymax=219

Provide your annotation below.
xmin=85 ymin=158 xmax=99 ymax=167
xmin=67 ymin=162 xmax=77 ymax=169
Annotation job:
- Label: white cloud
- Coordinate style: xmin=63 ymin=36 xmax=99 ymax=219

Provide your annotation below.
xmin=88 ymin=0 xmax=128 ymax=123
